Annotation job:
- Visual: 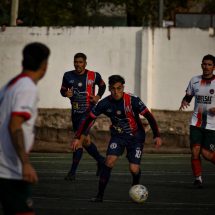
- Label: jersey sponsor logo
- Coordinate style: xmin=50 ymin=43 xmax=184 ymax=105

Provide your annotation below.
xmin=210 ymin=89 xmax=214 ymax=94
xmin=69 ymin=80 xmax=74 ymax=84
xmin=196 ymin=95 xmax=212 ymax=104
xmin=110 ymin=142 xmax=117 ymax=149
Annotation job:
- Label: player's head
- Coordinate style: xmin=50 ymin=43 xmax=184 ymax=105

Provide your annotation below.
xmin=74 ymin=53 xmax=87 ymax=74
xmin=201 ymin=54 xmax=215 ymax=78
xmin=22 ymin=42 xmax=50 ymax=72
xmin=108 ymin=75 xmax=125 ymax=100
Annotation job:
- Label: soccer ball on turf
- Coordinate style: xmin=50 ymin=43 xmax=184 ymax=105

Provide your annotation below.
xmin=129 ymin=184 xmax=148 ymax=203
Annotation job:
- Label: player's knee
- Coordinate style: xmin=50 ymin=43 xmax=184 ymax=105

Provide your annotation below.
xmin=191 ymin=145 xmax=201 ymax=158
xmin=129 ymin=165 xmax=140 ymax=174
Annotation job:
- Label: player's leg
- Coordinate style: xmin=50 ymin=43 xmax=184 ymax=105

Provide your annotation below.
xmin=201 ymin=128 xmax=215 ymax=164
xmin=190 ymin=126 xmax=203 ymax=188
xmin=0 ymin=178 xmax=35 ymax=215
xmin=65 ymin=126 xmax=84 ymax=181
xmin=127 ymin=141 xmax=143 ymax=186
xmin=83 ymin=134 xmax=105 ymax=176
xmin=91 ymin=137 xmax=124 ymax=202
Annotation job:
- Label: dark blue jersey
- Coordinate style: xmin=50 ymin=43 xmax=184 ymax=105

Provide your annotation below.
xmin=76 ymin=92 xmax=160 ymax=140
xmin=60 ymin=69 xmax=106 ymax=115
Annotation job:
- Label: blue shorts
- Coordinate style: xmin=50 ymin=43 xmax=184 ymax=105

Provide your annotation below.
xmin=106 ymin=135 xmax=144 ymax=164
xmin=0 ymin=178 xmax=34 ymax=214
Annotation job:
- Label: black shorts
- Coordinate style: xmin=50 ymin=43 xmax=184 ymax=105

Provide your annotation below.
xmin=0 ymin=178 xmax=34 ymax=215
xmin=190 ymin=125 xmax=215 ymax=151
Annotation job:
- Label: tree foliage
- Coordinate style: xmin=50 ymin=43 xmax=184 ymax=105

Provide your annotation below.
xmin=1 ymin=0 xmax=215 ymax=26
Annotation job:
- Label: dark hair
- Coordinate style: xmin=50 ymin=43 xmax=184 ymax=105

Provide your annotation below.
xmin=108 ymin=75 xmax=125 ymax=86
xmin=74 ymin=53 xmax=87 ymax=61
xmin=202 ymin=54 xmax=215 ymax=64
xmin=22 ymin=42 xmax=50 ymax=71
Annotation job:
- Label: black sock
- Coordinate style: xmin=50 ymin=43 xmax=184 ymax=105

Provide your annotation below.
xmin=84 ymin=142 xmax=104 ymax=163
xmin=132 ymin=170 xmax=141 ymax=185
xmin=70 ymin=148 xmax=83 ymax=175
xmin=97 ymin=164 xmax=112 ymax=197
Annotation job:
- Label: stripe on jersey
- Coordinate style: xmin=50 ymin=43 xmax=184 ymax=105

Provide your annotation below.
xmin=11 ymin=112 xmax=31 ymax=120
xmin=196 ymin=107 xmax=207 ymax=128
xmin=124 ymin=93 xmax=138 ymax=133
xmin=86 ymin=71 xmax=95 ymax=110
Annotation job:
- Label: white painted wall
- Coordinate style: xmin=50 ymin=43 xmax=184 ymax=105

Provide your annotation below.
xmin=0 ymin=27 xmax=215 ymax=110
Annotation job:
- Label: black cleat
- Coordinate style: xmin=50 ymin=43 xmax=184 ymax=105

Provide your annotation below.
xmin=64 ymin=172 xmax=76 ymax=181
xmin=193 ymin=179 xmax=203 ymax=188
xmin=90 ymin=195 xmax=103 ymax=202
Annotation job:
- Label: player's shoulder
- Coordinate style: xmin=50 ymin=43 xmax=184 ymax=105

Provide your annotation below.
xmin=125 ymin=92 xmax=139 ymax=100
xmin=190 ymin=75 xmax=202 ymax=82
xmin=16 ymin=77 xmax=37 ymax=92
xmin=63 ymin=70 xmax=75 ymax=77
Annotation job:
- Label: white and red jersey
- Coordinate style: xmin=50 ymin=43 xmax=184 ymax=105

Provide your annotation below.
xmin=0 ymin=74 xmax=38 ymax=180
xmin=186 ymin=75 xmax=215 ymax=130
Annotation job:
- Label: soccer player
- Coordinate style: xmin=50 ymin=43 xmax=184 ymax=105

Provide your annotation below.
xmin=179 ymin=54 xmax=215 ymax=188
xmin=71 ymin=75 xmax=162 ymax=202
xmin=0 ymin=42 xmax=50 ymax=214
xmin=60 ymin=53 xmax=106 ymax=180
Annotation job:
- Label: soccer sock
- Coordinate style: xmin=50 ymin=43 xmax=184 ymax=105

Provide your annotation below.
xmin=70 ymin=148 xmax=83 ymax=175
xmin=191 ymin=158 xmax=202 ymax=177
xmin=84 ymin=142 xmax=105 ymax=163
xmin=132 ymin=170 xmax=141 ymax=185
xmin=97 ymin=164 xmax=112 ymax=197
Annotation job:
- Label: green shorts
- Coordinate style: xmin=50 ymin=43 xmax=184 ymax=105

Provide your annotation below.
xmin=0 ymin=178 xmax=34 ymax=215
xmin=190 ymin=125 xmax=215 ymax=152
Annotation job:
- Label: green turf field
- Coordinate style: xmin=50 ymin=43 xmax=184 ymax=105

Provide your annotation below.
xmin=1 ymin=153 xmax=215 ymax=215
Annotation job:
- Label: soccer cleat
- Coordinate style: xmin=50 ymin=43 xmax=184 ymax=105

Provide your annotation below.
xmin=193 ymin=179 xmax=203 ymax=188
xmin=64 ymin=172 xmax=76 ymax=181
xmin=90 ymin=195 xmax=103 ymax=202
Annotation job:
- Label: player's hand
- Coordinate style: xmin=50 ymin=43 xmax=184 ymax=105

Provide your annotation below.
xmin=70 ymin=138 xmax=80 ymax=151
xmin=179 ymin=100 xmax=190 ymax=110
xmin=90 ymin=95 xmax=100 ymax=104
xmin=154 ymin=137 xmax=162 ymax=149
xmin=65 ymin=87 xmax=73 ymax=98
xmin=22 ymin=163 xmax=38 ymax=184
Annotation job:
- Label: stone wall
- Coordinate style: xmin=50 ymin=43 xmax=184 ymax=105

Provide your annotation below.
xmin=34 ymin=108 xmax=192 ymax=153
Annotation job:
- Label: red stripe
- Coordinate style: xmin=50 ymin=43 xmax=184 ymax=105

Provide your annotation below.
xmin=124 ymin=93 xmax=137 ymax=132
xmin=86 ymin=71 xmax=95 ymax=109
xmin=11 ymin=112 xmax=31 ymax=120
xmin=196 ymin=107 xmax=202 ymax=127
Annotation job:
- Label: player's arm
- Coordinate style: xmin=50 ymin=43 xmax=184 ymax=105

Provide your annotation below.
xmin=141 ymin=109 xmax=162 ymax=148
xmin=8 ymin=114 xmax=38 ymax=184
xmin=60 ymin=75 xmax=73 ymax=98
xmin=179 ymin=94 xmax=193 ymax=110
xmin=90 ymin=73 xmax=106 ymax=104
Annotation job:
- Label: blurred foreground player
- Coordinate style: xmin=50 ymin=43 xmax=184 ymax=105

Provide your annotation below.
xmin=0 ymin=42 xmax=50 ymax=214
xmin=71 ymin=75 xmax=162 ymax=202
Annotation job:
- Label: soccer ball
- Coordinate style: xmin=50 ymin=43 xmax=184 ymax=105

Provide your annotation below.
xmin=129 ymin=184 xmax=148 ymax=203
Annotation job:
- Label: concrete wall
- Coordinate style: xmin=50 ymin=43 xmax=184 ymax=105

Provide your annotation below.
xmin=1 ymin=27 xmax=215 ymax=110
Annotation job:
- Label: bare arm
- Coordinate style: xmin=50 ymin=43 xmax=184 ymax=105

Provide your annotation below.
xmin=9 ymin=115 xmax=38 ymax=183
